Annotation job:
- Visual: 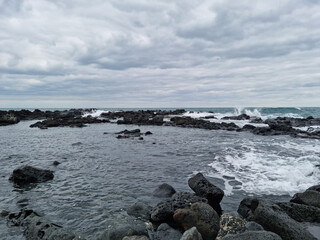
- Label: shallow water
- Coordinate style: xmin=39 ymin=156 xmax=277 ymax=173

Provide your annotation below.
xmin=0 ymin=120 xmax=319 ymax=239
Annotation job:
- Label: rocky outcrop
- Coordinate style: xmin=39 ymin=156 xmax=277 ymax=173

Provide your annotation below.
xmin=291 ymin=190 xmax=320 ymax=208
xmin=238 ymin=198 xmax=317 ymax=240
xmin=188 ymin=173 xmax=224 ymax=215
xmin=222 ymin=114 xmax=250 ymax=120
xmin=0 ymin=113 xmax=20 ymax=126
xmin=9 ymin=166 xmax=54 ymax=187
xmin=277 ymin=202 xmax=320 ymax=223
xmin=173 ymin=202 xmax=220 ymax=240
xmin=153 ymin=183 xmax=176 ymax=198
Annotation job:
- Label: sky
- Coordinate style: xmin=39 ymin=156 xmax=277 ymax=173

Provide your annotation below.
xmin=0 ymin=0 xmax=320 ymax=108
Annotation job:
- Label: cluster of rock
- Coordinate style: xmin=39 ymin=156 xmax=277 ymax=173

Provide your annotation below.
xmin=104 ymin=129 xmax=153 ymax=140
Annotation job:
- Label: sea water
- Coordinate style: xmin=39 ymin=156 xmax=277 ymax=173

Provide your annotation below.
xmin=0 ymin=107 xmax=319 ymax=239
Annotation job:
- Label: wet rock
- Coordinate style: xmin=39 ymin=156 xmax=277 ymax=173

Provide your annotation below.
xmin=145 ymin=131 xmax=153 ymax=135
xmin=153 ymin=183 xmax=176 ymax=198
xmin=238 ymin=198 xmax=316 ymax=240
xmin=0 ymin=113 xmax=20 ymax=126
xmin=53 ymin=161 xmax=61 ymax=166
xmin=122 ymin=236 xmax=149 ymax=240
xmin=245 ymin=221 xmax=264 ymax=231
xmin=277 ymin=202 xmax=320 ymax=223
xmin=8 ymin=209 xmax=78 ymax=240
xmin=221 ymin=114 xmax=250 ymax=120
xmin=173 ymin=202 xmax=220 ymax=240
xmin=9 ymin=166 xmax=54 ymax=187
xmin=151 ymin=192 xmax=207 ymax=222
xmin=188 ymin=173 xmax=224 ymax=215
xmin=154 ymin=223 xmax=182 ymax=240
xmin=308 ymin=185 xmax=320 ymax=192
xmin=216 ymin=213 xmax=246 ymax=240
xmin=127 ymin=202 xmax=152 ymax=220
xmin=291 ymin=190 xmax=320 ymax=208
xmin=221 ymin=231 xmax=282 ymax=240
xmin=242 ymin=124 xmax=256 ymax=130
xmin=98 ymin=215 xmax=148 ymax=240
xmin=180 ymin=227 xmax=203 ymax=240
xmin=17 ymin=198 xmax=29 ymax=208
xmin=1 ymin=210 xmax=9 ymax=217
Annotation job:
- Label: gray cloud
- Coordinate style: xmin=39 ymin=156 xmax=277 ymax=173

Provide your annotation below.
xmin=0 ymin=0 xmax=319 ymax=108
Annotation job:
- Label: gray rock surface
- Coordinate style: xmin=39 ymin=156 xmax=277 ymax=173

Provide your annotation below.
xmin=221 ymin=231 xmax=282 ymax=240
xmin=291 ymin=190 xmax=320 ymax=208
xmin=127 ymin=202 xmax=152 ymax=220
xmin=277 ymin=202 xmax=320 ymax=223
xmin=216 ymin=213 xmax=246 ymax=240
xmin=180 ymin=227 xmax=203 ymax=240
xmin=153 ymin=223 xmax=182 ymax=240
xmin=153 ymin=183 xmax=176 ymax=198
xmin=122 ymin=236 xmax=149 ymax=240
xmin=245 ymin=221 xmax=264 ymax=231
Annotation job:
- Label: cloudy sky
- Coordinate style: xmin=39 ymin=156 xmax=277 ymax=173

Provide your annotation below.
xmin=0 ymin=0 xmax=319 ymax=108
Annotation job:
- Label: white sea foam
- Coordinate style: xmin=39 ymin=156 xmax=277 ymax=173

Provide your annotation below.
xmin=182 ymin=111 xmax=215 ymax=118
xmin=208 ymin=141 xmax=320 ymax=196
xmin=82 ymin=110 xmax=109 ymax=117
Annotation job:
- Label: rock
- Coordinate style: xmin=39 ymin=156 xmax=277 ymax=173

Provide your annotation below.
xmin=277 ymin=202 xmax=320 ymax=223
xmin=238 ymin=198 xmax=316 ymax=240
xmin=145 ymin=131 xmax=153 ymax=135
xmin=98 ymin=215 xmax=148 ymax=240
xmin=242 ymin=124 xmax=256 ymax=130
xmin=291 ymin=190 xmax=320 ymax=208
xmin=180 ymin=227 xmax=203 ymax=240
xmin=122 ymin=236 xmax=149 ymax=240
xmin=173 ymin=202 xmax=220 ymax=240
xmin=221 ymin=231 xmax=282 ymax=240
xmin=0 ymin=113 xmax=20 ymax=126
xmin=216 ymin=213 xmax=246 ymax=240
xmin=221 ymin=114 xmax=250 ymax=120
xmin=245 ymin=221 xmax=264 ymax=231
xmin=188 ymin=173 xmax=224 ymax=215
xmin=53 ymin=161 xmax=61 ymax=166
xmin=7 ymin=209 xmax=78 ymax=240
xmin=9 ymin=166 xmax=54 ymax=187
xmin=1 ymin=210 xmax=9 ymax=217
xmin=151 ymin=192 xmax=207 ymax=222
xmin=308 ymin=185 xmax=320 ymax=192
xmin=154 ymin=223 xmax=182 ymax=240
xmin=153 ymin=183 xmax=176 ymax=198
xmin=127 ymin=202 xmax=152 ymax=220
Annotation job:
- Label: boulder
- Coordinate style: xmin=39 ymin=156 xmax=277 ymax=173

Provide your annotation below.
xmin=98 ymin=215 xmax=148 ymax=240
xmin=291 ymin=190 xmax=320 ymax=208
xmin=307 ymin=185 xmax=320 ymax=192
xmin=127 ymin=202 xmax=152 ymax=220
xmin=153 ymin=223 xmax=182 ymax=240
xmin=277 ymin=202 xmax=320 ymax=223
xmin=221 ymin=231 xmax=282 ymax=240
xmin=245 ymin=221 xmax=264 ymax=231
xmin=0 ymin=113 xmax=20 ymax=126
xmin=216 ymin=213 xmax=246 ymax=240
xmin=151 ymin=192 xmax=207 ymax=222
xmin=122 ymin=236 xmax=149 ymax=240
xmin=188 ymin=173 xmax=224 ymax=215
xmin=173 ymin=202 xmax=220 ymax=240
xmin=180 ymin=227 xmax=203 ymax=240
xmin=153 ymin=183 xmax=176 ymax=198
xmin=9 ymin=166 xmax=54 ymax=187
xmin=238 ymin=198 xmax=316 ymax=240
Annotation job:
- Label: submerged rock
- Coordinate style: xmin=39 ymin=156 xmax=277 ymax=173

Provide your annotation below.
xmin=173 ymin=202 xmax=220 ymax=240
xmin=9 ymin=166 xmax=54 ymax=187
xmin=188 ymin=173 xmax=224 ymax=215
xmin=153 ymin=183 xmax=176 ymax=198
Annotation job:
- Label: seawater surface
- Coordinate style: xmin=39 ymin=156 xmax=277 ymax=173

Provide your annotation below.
xmin=1 ymin=107 xmax=320 ymax=239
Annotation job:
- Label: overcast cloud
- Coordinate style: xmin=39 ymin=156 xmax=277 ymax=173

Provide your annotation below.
xmin=0 ymin=0 xmax=319 ymax=108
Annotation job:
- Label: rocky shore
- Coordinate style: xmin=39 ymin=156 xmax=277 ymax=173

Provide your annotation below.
xmin=1 ymin=108 xmax=320 ymax=139
xmin=4 ymin=166 xmax=320 ymax=240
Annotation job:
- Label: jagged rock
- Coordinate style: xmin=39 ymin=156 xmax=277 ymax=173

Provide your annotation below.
xmin=173 ymin=202 xmax=220 ymax=240
xmin=221 ymin=231 xmax=282 ymax=240
xmin=153 ymin=183 xmax=176 ymax=198
xmin=221 ymin=114 xmax=250 ymax=120
xmin=0 ymin=113 xmax=20 ymax=126
xmin=9 ymin=166 xmax=54 ymax=187
xmin=188 ymin=173 xmax=224 ymax=215
xmin=277 ymin=202 xmax=320 ymax=223
xmin=291 ymin=190 xmax=320 ymax=208
xmin=238 ymin=198 xmax=316 ymax=240
xmin=153 ymin=223 xmax=182 ymax=240
xmin=127 ymin=202 xmax=152 ymax=220
xmin=180 ymin=227 xmax=203 ymax=240
xmin=216 ymin=213 xmax=246 ymax=240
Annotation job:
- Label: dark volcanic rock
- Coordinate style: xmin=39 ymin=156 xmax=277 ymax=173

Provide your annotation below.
xmin=180 ymin=227 xmax=203 ymax=240
xmin=221 ymin=231 xmax=282 ymax=240
xmin=153 ymin=223 xmax=182 ymax=240
xmin=188 ymin=173 xmax=224 ymax=215
xmin=150 ymin=192 xmax=207 ymax=222
xmin=277 ymin=202 xmax=320 ymax=223
xmin=153 ymin=183 xmax=176 ymax=198
xmin=9 ymin=166 xmax=54 ymax=187
xmin=308 ymin=185 xmax=320 ymax=192
xmin=0 ymin=113 xmax=20 ymax=126
xmin=173 ymin=202 xmax=220 ymax=240
xmin=238 ymin=198 xmax=316 ymax=240
xmin=291 ymin=190 xmax=320 ymax=208
xmin=222 ymin=114 xmax=250 ymax=120
xmin=245 ymin=221 xmax=264 ymax=231
xmin=216 ymin=213 xmax=246 ymax=240
xmin=53 ymin=161 xmax=61 ymax=166
xmin=127 ymin=202 xmax=152 ymax=220
xmin=8 ymin=209 xmax=78 ymax=240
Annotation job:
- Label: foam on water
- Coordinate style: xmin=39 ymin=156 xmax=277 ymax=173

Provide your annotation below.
xmin=208 ymin=140 xmax=320 ymax=196
xmin=83 ymin=110 xmax=109 ymax=117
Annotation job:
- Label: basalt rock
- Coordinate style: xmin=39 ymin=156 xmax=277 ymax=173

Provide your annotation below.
xmin=238 ymin=198 xmax=316 ymax=240
xmin=221 ymin=114 xmax=250 ymax=120
xmin=153 ymin=183 xmax=176 ymax=198
xmin=9 ymin=166 xmax=54 ymax=187
xmin=127 ymin=202 xmax=152 ymax=220
xmin=188 ymin=173 xmax=224 ymax=215
xmin=0 ymin=113 xmax=20 ymax=126
xmin=290 ymin=190 xmax=320 ymax=208
xmin=221 ymin=231 xmax=282 ymax=240
xmin=277 ymin=202 xmax=320 ymax=223
xmin=216 ymin=213 xmax=246 ymax=240
xmin=173 ymin=202 xmax=220 ymax=240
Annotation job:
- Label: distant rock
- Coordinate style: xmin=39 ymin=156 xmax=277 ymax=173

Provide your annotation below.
xmin=153 ymin=183 xmax=176 ymax=198
xmin=9 ymin=166 xmax=54 ymax=187
xmin=0 ymin=113 xmax=20 ymax=126
xmin=53 ymin=161 xmax=61 ymax=166
xmin=222 ymin=114 xmax=250 ymax=120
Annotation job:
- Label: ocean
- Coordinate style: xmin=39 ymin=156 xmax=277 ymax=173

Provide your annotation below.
xmin=0 ymin=107 xmax=319 ymax=239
